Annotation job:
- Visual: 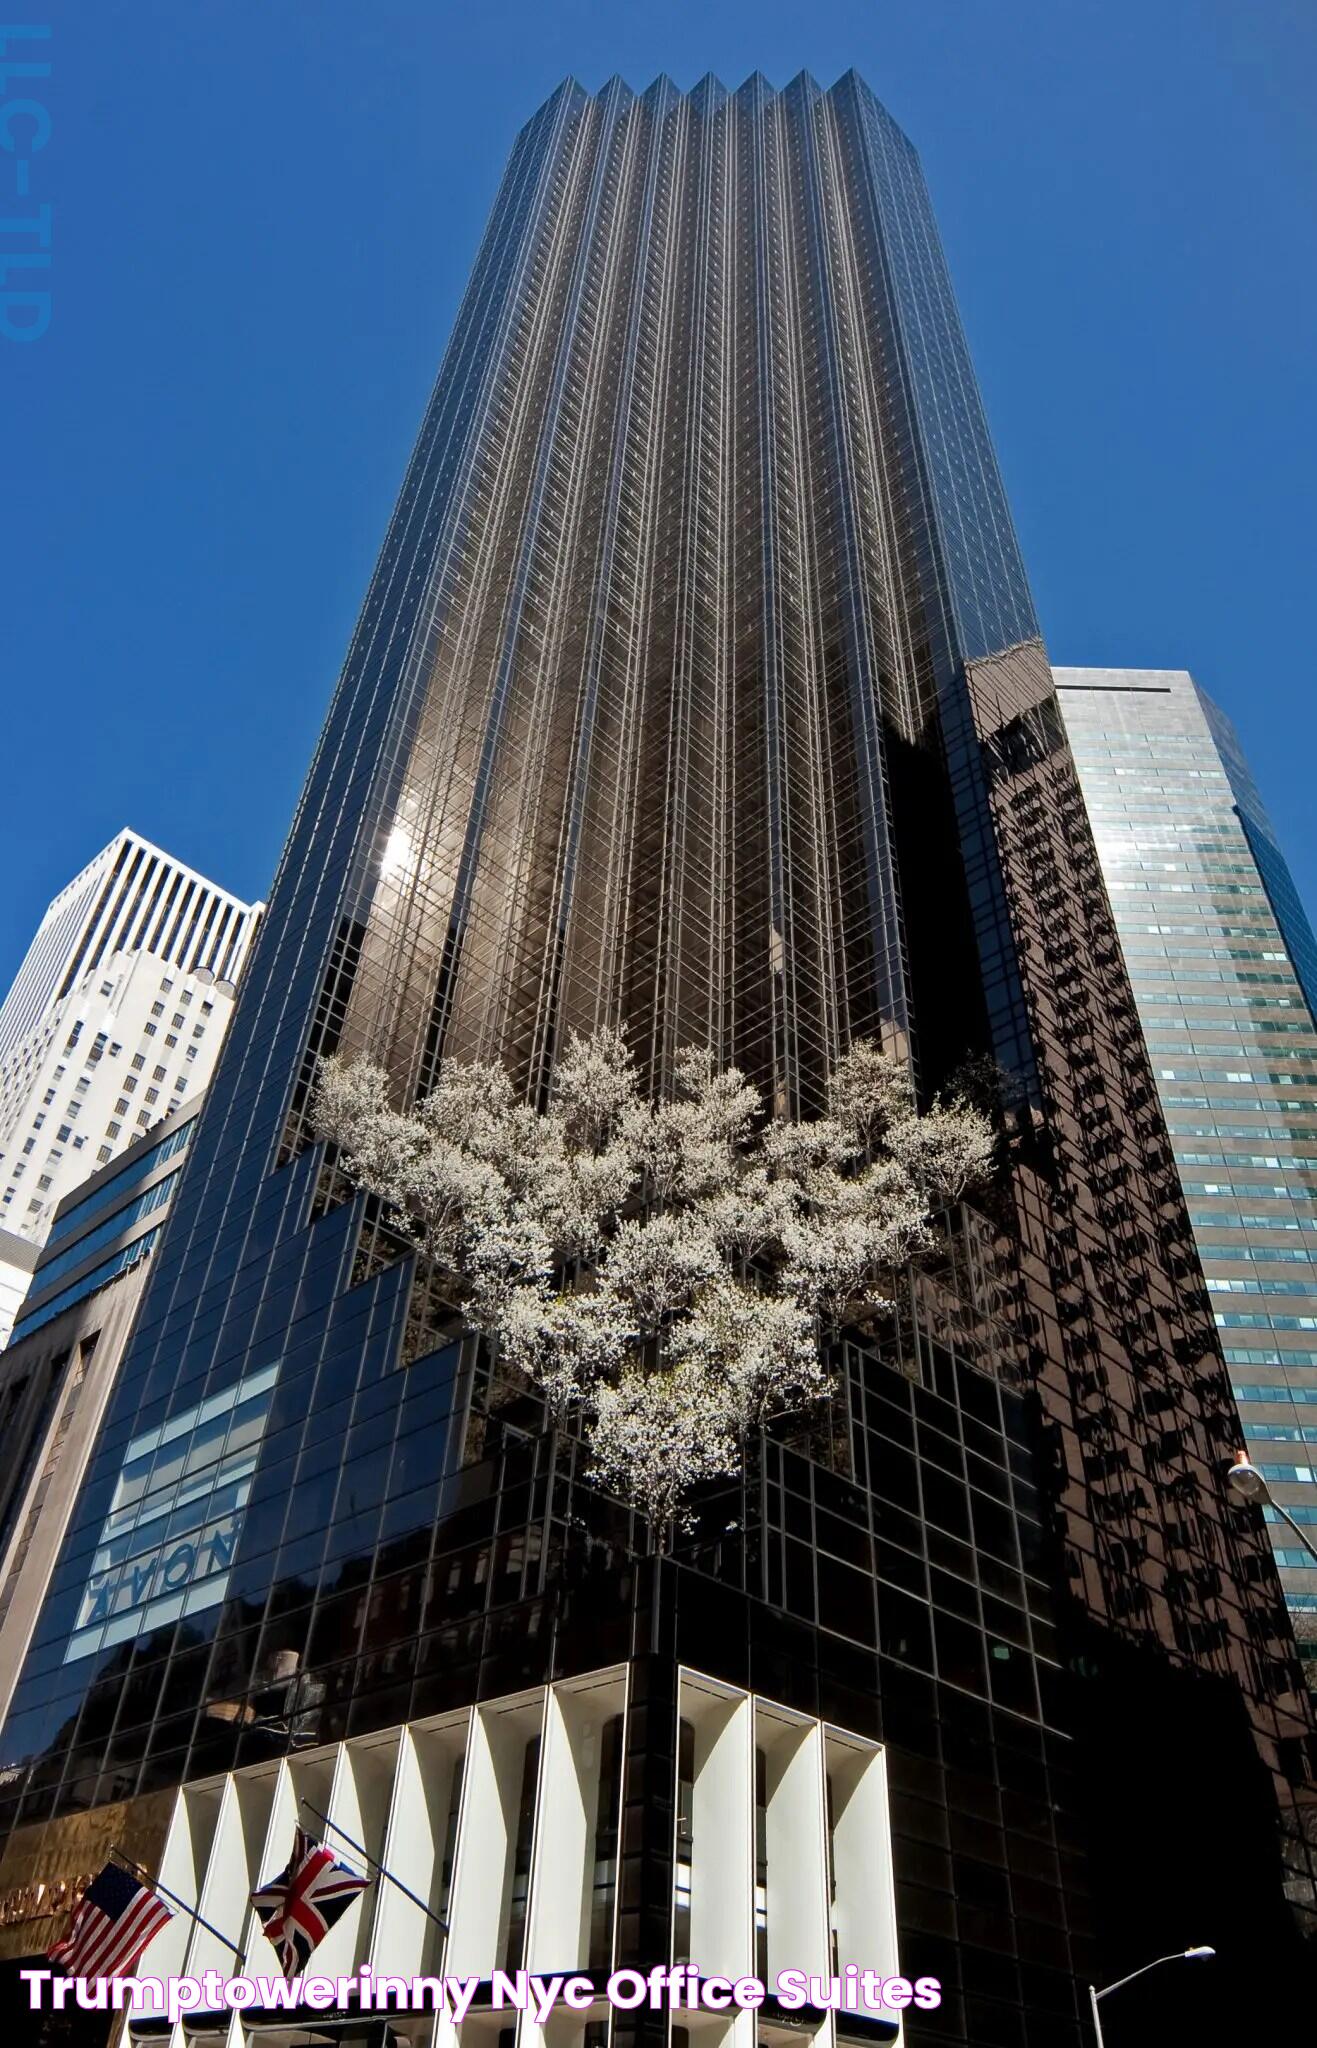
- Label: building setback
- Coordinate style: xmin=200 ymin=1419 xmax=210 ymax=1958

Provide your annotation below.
xmin=1056 ymin=667 xmax=1317 ymax=1674
xmin=0 ymin=830 xmax=260 ymax=1345
xmin=0 ymin=74 xmax=1314 ymax=2044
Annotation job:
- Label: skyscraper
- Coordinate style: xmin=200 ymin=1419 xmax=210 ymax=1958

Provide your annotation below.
xmin=1055 ymin=667 xmax=1317 ymax=1672
xmin=0 ymin=75 xmax=1313 ymax=2042
xmin=0 ymin=830 xmax=261 ymax=1344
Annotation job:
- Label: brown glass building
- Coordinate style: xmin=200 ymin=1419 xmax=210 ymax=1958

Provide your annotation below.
xmin=0 ymin=72 xmax=1314 ymax=2046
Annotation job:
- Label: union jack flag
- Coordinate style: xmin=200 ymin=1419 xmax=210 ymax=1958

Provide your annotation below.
xmin=250 ymin=1827 xmax=369 ymax=1978
xmin=47 ymin=1859 xmax=174 ymax=1980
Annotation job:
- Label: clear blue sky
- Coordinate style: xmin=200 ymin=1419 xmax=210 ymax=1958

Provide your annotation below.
xmin=4 ymin=0 xmax=1315 ymax=986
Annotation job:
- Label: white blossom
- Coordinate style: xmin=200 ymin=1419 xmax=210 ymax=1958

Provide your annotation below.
xmin=761 ymin=1114 xmax=856 ymax=1178
xmin=552 ymin=1025 xmax=641 ymax=1151
xmin=419 ymin=1058 xmax=519 ymax=1156
xmin=701 ymin=1166 xmax=800 ymax=1262
xmin=498 ymin=1286 xmax=633 ymax=1419
xmin=590 ymin=1361 xmax=739 ymax=1529
xmin=311 ymin=1031 xmax=995 ymax=1530
xmin=887 ymin=1096 xmax=997 ymax=1205
xmin=667 ymin=1276 xmax=827 ymax=1433
xmin=827 ymin=1039 xmax=915 ymax=1151
xmin=600 ymin=1212 xmax=723 ymax=1324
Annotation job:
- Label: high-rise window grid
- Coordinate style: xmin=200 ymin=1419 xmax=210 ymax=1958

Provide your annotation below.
xmin=1056 ymin=667 xmax=1317 ymax=1656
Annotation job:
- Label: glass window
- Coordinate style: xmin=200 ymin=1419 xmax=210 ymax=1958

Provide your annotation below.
xmin=46 ymin=1118 xmax=194 ymax=1245
xmin=9 ymin=1228 xmax=162 ymax=1343
xmin=33 ymin=1172 xmax=180 ymax=1291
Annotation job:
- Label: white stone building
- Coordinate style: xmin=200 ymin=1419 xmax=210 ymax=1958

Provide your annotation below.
xmin=0 ymin=830 xmax=260 ymax=1344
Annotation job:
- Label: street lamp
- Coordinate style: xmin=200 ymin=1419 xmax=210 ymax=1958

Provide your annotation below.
xmin=1225 ymin=1450 xmax=1317 ymax=1566
xmin=1088 ymin=1948 xmax=1214 ymax=2046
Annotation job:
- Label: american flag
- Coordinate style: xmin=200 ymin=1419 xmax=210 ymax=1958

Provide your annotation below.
xmin=47 ymin=1860 xmax=174 ymax=1980
xmin=251 ymin=1826 xmax=369 ymax=1978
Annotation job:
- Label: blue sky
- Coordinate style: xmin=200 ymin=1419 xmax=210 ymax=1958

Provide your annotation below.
xmin=3 ymin=0 xmax=1315 ymax=987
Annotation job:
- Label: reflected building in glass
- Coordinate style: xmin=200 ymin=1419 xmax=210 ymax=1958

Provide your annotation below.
xmin=1056 ymin=667 xmax=1317 ymax=1676
xmin=0 ymin=1101 xmax=203 ymax=1734
xmin=0 ymin=74 xmax=1314 ymax=2046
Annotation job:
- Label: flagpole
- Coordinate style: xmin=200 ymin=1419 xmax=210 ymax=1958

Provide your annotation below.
xmin=300 ymin=1802 xmax=448 ymax=1938
xmin=109 ymin=1845 xmax=247 ymax=1970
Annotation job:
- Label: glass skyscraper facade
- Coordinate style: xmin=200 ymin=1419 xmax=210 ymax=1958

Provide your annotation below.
xmin=1 ymin=75 xmax=1314 ymax=2044
xmin=1056 ymin=668 xmax=1317 ymax=1669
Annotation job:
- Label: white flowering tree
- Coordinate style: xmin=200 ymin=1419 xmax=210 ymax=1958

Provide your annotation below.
xmin=312 ymin=1031 xmax=994 ymax=1532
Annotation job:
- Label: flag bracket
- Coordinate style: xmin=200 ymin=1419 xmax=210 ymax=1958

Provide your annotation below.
xmin=300 ymin=1800 xmax=449 ymax=1939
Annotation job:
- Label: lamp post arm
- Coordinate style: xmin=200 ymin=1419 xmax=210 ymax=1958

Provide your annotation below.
xmin=1266 ymin=1495 xmax=1317 ymax=1568
xmin=1090 ymin=1944 xmax=1214 ymax=2041
xmin=1094 ymin=1953 xmax=1187 ymax=2002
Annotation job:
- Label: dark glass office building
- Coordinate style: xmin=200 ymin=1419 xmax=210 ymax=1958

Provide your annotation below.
xmin=1 ymin=72 xmax=1314 ymax=2046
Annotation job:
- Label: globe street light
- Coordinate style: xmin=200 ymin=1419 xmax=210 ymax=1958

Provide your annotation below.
xmin=1225 ymin=1451 xmax=1317 ymax=1567
xmin=1088 ymin=1948 xmax=1215 ymax=2046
